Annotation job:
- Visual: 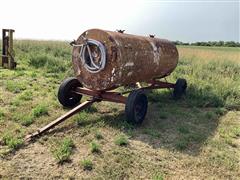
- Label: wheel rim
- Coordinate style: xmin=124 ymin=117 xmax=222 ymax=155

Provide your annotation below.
xmin=66 ymin=87 xmax=79 ymax=102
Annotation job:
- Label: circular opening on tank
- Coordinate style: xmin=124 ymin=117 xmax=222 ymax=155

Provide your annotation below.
xmin=80 ymin=39 xmax=106 ymax=73
xmin=83 ymin=44 xmax=102 ymax=68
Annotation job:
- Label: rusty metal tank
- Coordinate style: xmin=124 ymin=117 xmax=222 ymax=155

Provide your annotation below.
xmin=72 ymin=29 xmax=178 ymax=90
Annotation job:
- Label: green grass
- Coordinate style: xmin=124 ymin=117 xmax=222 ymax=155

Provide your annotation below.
xmin=175 ymin=138 xmax=189 ymax=150
xmin=114 ymin=134 xmax=129 ymax=146
xmin=90 ymin=141 xmax=101 ymax=153
xmin=168 ymin=47 xmax=240 ymax=110
xmin=208 ymin=151 xmax=238 ymax=171
xmin=10 ymin=90 xmax=33 ymax=107
xmin=1 ymin=132 xmax=23 ymax=150
xmin=143 ymin=128 xmax=161 ymax=138
xmin=0 ymin=108 xmax=5 ymax=121
xmin=32 ymin=104 xmax=49 ymax=118
xmin=5 ymin=81 xmax=27 ymax=93
xmin=159 ymin=111 xmax=168 ymax=119
xmin=94 ymin=131 xmax=104 ymax=140
xmin=20 ymin=115 xmax=34 ymax=126
xmin=215 ymin=107 xmax=227 ymax=116
xmin=177 ymin=125 xmax=190 ymax=134
xmin=51 ymin=138 xmax=74 ymax=164
xmin=13 ymin=113 xmax=34 ymax=126
xmin=205 ymin=111 xmax=217 ymax=120
xmin=152 ymin=173 xmax=164 ymax=180
xmin=29 ymin=54 xmax=67 ymax=73
xmin=75 ymin=111 xmax=89 ymax=125
xmin=18 ymin=90 xmax=33 ymax=101
xmin=81 ymin=159 xmax=93 ymax=171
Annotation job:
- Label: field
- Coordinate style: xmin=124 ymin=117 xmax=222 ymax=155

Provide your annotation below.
xmin=0 ymin=40 xmax=240 ymax=179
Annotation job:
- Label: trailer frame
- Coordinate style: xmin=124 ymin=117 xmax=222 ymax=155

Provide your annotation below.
xmin=25 ymin=78 xmax=186 ymax=142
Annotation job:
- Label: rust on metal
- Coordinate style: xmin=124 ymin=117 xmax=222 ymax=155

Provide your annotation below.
xmin=1 ymin=29 xmax=16 ymax=69
xmin=145 ymin=80 xmax=175 ymax=90
xmin=74 ymin=87 xmax=127 ymax=104
xmin=72 ymin=29 xmax=178 ymax=90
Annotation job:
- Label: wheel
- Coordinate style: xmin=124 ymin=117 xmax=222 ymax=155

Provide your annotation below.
xmin=58 ymin=77 xmax=82 ymax=108
xmin=173 ymin=78 xmax=187 ymax=99
xmin=125 ymin=90 xmax=148 ymax=125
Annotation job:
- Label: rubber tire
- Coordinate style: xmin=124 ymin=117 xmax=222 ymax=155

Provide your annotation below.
xmin=58 ymin=77 xmax=82 ymax=108
xmin=125 ymin=90 xmax=148 ymax=125
xmin=173 ymin=78 xmax=187 ymax=100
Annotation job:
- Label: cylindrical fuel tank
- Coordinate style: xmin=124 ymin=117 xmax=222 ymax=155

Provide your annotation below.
xmin=72 ymin=29 xmax=178 ymax=90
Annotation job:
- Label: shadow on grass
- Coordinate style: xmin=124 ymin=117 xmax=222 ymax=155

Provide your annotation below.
xmin=90 ymin=86 xmax=228 ymax=156
xmin=42 ymin=85 xmax=229 ymax=156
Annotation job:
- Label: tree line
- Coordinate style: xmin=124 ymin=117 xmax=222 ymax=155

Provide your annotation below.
xmin=173 ymin=40 xmax=240 ymax=47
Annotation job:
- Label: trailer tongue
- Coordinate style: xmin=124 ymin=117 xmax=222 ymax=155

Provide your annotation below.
xmin=24 ymin=99 xmax=95 ymax=142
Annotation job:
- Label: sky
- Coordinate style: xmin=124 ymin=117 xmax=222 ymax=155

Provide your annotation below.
xmin=0 ymin=0 xmax=239 ymax=42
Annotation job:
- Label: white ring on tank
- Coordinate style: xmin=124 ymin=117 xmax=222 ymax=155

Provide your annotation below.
xmin=79 ymin=39 xmax=106 ymax=73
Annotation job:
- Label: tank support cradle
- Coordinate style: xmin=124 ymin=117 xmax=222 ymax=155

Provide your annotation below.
xmin=24 ymin=79 xmax=175 ymax=142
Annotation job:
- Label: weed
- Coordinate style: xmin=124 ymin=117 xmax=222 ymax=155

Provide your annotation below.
xmin=215 ymin=108 xmax=227 ymax=116
xmin=114 ymin=134 xmax=129 ymax=146
xmin=192 ymin=106 xmax=200 ymax=113
xmin=29 ymin=54 xmax=48 ymax=68
xmin=10 ymin=98 xmax=21 ymax=106
xmin=81 ymin=159 xmax=93 ymax=170
xmin=177 ymin=125 xmax=190 ymax=134
xmin=5 ymin=81 xmax=27 ymax=93
xmin=85 ymin=106 xmax=98 ymax=113
xmin=175 ymin=138 xmax=189 ymax=150
xmin=30 ymin=71 xmax=37 ymax=78
xmin=18 ymin=90 xmax=33 ymax=101
xmin=188 ymin=133 xmax=204 ymax=142
xmin=32 ymin=104 xmax=49 ymax=118
xmin=223 ymin=137 xmax=236 ymax=147
xmin=45 ymin=57 xmax=66 ymax=73
xmin=0 ymin=108 xmax=5 ymax=121
xmin=13 ymin=113 xmax=34 ymax=126
xmin=153 ymin=173 xmax=164 ymax=180
xmin=143 ymin=129 xmax=161 ymax=138
xmin=186 ymin=85 xmax=225 ymax=108
xmin=52 ymin=138 xmax=74 ymax=164
xmin=76 ymin=111 xmax=89 ymax=125
xmin=175 ymin=132 xmax=204 ymax=150
xmin=232 ymin=127 xmax=240 ymax=138
xmin=208 ymin=151 xmax=238 ymax=171
xmin=90 ymin=141 xmax=100 ymax=153
xmin=14 ymin=70 xmax=25 ymax=77
xmin=1 ymin=133 xmax=23 ymax=150
xmin=10 ymin=90 xmax=33 ymax=107
xmin=205 ymin=111 xmax=216 ymax=120
xmin=94 ymin=131 xmax=104 ymax=140
xmin=219 ymin=124 xmax=240 ymax=141
xmin=29 ymin=54 xmax=67 ymax=73
xmin=148 ymin=90 xmax=162 ymax=103
xmin=159 ymin=111 xmax=168 ymax=119
xmin=20 ymin=115 xmax=34 ymax=126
